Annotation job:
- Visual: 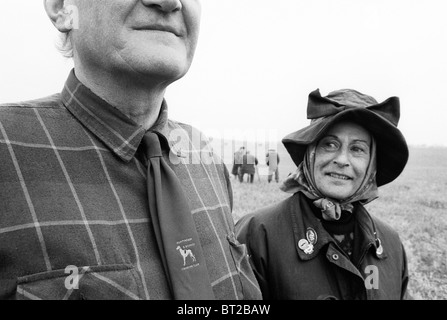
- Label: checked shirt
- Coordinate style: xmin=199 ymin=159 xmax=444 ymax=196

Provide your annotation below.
xmin=0 ymin=70 xmax=261 ymax=300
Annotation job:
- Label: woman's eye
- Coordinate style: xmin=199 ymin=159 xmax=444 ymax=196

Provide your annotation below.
xmin=351 ymin=146 xmax=366 ymax=153
xmin=323 ymin=142 xmax=338 ymax=150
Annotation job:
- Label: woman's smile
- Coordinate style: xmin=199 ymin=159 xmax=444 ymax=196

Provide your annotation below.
xmin=326 ymin=172 xmax=352 ymax=180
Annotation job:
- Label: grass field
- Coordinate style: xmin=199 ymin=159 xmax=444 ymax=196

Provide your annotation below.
xmin=225 ymin=145 xmax=447 ymax=300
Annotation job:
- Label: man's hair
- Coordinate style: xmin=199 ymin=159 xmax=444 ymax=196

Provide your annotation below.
xmin=57 ymin=32 xmax=74 ymax=58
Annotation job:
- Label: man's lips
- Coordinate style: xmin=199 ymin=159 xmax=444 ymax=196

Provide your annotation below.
xmin=325 ymin=172 xmax=352 ymax=180
xmin=133 ymin=24 xmax=183 ymax=37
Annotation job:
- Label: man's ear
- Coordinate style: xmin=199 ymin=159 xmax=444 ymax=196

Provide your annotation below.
xmin=44 ymin=0 xmax=77 ymax=33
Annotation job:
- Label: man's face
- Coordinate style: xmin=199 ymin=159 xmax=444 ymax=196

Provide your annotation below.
xmin=70 ymin=0 xmax=201 ymax=82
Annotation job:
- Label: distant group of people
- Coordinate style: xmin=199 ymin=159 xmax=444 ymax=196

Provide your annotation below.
xmin=231 ymin=147 xmax=280 ymax=183
xmin=231 ymin=147 xmax=256 ymax=183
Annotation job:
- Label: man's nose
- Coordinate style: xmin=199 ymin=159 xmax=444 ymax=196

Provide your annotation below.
xmin=141 ymin=0 xmax=182 ymax=12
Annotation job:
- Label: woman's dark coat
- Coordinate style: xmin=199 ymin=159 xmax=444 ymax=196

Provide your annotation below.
xmin=236 ymin=192 xmax=409 ymax=300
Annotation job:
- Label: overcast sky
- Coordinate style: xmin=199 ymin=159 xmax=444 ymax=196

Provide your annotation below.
xmin=1 ymin=0 xmax=446 ymax=147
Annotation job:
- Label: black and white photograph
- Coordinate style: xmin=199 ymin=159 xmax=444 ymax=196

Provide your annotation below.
xmin=0 ymin=0 xmax=446 ymax=304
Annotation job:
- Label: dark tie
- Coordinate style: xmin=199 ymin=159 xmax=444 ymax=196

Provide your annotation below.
xmin=142 ymin=131 xmax=215 ymax=300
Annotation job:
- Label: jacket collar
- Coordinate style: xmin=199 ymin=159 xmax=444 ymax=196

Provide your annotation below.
xmin=61 ymin=69 xmax=171 ymax=162
xmin=291 ymin=192 xmax=387 ymax=261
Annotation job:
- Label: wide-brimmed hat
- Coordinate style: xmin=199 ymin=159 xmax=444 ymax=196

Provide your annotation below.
xmin=282 ymin=89 xmax=409 ymax=187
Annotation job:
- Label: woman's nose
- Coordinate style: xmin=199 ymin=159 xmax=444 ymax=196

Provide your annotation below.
xmin=332 ymin=149 xmax=349 ymax=167
xmin=141 ymin=0 xmax=182 ymax=12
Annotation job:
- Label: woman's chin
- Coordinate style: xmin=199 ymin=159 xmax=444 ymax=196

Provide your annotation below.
xmin=321 ymin=188 xmax=355 ymax=201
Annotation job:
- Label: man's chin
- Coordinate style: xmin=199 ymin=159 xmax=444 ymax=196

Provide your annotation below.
xmin=108 ymin=42 xmax=187 ymax=77
xmin=119 ymin=60 xmax=189 ymax=83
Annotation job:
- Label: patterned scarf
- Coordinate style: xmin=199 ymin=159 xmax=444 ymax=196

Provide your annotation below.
xmin=280 ymin=139 xmax=378 ymax=221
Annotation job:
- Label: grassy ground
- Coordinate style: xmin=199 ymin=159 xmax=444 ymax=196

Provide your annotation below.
xmin=227 ymin=146 xmax=447 ymax=300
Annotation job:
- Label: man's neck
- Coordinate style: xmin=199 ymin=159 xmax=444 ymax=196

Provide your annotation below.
xmin=75 ymin=67 xmax=168 ymax=131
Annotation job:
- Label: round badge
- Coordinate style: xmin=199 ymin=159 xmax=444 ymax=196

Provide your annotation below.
xmin=298 ymin=239 xmax=309 ymax=250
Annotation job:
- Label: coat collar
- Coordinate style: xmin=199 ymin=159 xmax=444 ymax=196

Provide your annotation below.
xmin=290 ymin=192 xmax=387 ymax=261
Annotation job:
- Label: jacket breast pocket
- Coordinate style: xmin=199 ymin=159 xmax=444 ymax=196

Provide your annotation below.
xmin=227 ymin=232 xmax=262 ymax=300
xmin=13 ymin=264 xmax=145 ymax=300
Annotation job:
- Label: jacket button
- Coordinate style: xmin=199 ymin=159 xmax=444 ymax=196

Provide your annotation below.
xmin=332 ymin=254 xmax=339 ymax=261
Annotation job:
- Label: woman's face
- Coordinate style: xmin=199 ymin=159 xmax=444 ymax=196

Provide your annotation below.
xmin=314 ymin=121 xmax=371 ymax=200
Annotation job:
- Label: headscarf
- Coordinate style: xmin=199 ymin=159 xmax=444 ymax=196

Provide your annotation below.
xmin=280 ymin=137 xmax=379 ymax=221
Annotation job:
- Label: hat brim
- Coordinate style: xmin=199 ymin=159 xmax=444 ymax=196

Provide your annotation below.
xmin=282 ymin=108 xmax=409 ymax=187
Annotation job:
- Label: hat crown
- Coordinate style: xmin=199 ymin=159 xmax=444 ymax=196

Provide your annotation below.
xmin=307 ymin=89 xmax=400 ymax=127
xmin=325 ymin=89 xmax=378 ymax=108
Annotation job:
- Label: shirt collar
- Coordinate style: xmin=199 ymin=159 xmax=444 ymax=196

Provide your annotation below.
xmin=292 ymin=193 xmax=386 ymax=261
xmin=61 ymin=69 xmax=171 ymax=162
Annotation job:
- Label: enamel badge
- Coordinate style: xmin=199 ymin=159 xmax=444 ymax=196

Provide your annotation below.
xmin=306 ymin=228 xmax=318 ymax=245
xmin=298 ymin=239 xmax=314 ymax=255
xmin=298 ymin=228 xmax=318 ymax=255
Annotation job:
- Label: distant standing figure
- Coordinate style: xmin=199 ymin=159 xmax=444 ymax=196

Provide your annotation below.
xmin=266 ymin=149 xmax=280 ymax=183
xmin=240 ymin=151 xmax=258 ymax=183
xmin=232 ymin=147 xmax=245 ymax=179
